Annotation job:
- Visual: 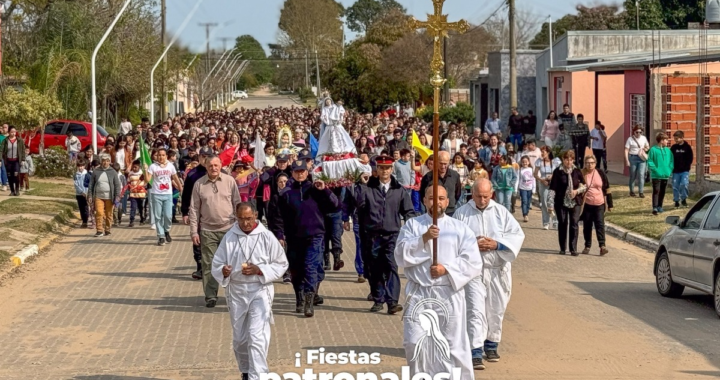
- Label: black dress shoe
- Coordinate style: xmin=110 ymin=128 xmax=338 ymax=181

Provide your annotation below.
xmin=165 ymin=232 xmax=172 ymax=243
xmin=388 ymin=303 xmax=403 ymax=315
xmin=205 ymin=299 xmax=217 ymax=308
xmin=370 ymin=302 xmax=383 ymax=312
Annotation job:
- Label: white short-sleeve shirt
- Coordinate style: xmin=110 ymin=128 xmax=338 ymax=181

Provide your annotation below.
xmin=625 ymin=134 xmax=649 ymax=156
xmin=148 ymin=162 xmax=177 ymax=195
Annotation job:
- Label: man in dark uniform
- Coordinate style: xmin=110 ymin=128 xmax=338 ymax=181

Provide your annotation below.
xmin=347 ymin=155 xmax=416 ymax=314
xmin=269 ymin=160 xmax=339 ymax=318
xmin=181 ymin=146 xmax=213 ymax=280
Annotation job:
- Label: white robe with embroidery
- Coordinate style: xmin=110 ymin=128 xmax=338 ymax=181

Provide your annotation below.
xmin=453 ymin=200 xmax=525 ymax=345
xmin=395 ymin=214 xmax=483 ymax=380
xmin=211 ymin=222 xmax=289 ymax=379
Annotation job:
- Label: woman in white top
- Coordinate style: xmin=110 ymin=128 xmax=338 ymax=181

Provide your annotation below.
xmin=534 ymin=145 xmax=561 ymax=229
xmin=441 ymin=130 xmax=464 ymax=157
xmin=144 ymin=148 xmax=183 ymax=246
xmin=624 ymin=125 xmax=650 ymax=197
xmin=449 ymin=152 xmax=469 ymax=185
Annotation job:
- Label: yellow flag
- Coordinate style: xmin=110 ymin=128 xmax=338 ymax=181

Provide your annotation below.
xmin=411 ymin=130 xmax=432 ymax=164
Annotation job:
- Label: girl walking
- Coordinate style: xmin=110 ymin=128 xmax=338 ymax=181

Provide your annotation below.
xmin=517 ymin=156 xmax=536 ymax=222
xmin=491 ymin=155 xmax=517 ymax=211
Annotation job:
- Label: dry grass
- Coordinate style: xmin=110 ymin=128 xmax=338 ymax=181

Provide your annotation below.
xmin=0 ymin=198 xmax=77 ymax=216
xmin=0 ymin=217 xmax=55 ymax=236
xmin=605 ymin=185 xmax=697 ymax=240
xmin=25 ymin=180 xmax=76 ymax=200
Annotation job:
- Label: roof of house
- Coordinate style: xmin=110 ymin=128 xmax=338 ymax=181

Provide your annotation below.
xmin=551 ymin=48 xmax=720 ymax=72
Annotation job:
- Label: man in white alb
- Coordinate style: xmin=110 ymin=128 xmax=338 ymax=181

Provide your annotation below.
xmin=395 ymin=186 xmax=483 ymax=380
xmin=453 ymin=179 xmax=525 ymax=367
xmin=212 ymin=202 xmax=288 ymax=380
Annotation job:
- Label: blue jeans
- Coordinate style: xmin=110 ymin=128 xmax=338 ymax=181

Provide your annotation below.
xmin=352 ymin=214 xmax=363 ymax=276
xmin=0 ymin=162 xmax=8 ymax=186
xmin=628 ymin=155 xmax=647 ymax=194
xmin=510 ymin=133 xmax=523 ymax=150
xmin=495 ymin=189 xmax=513 ymax=211
xmin=520 ymin=189 xmax=532 ymax=216
xmin=151 ymin=193 xmax=173 ymax=238
xmin=288 ymin=235 xmax=325 ymax=294
xmin=672 ymin=172 xmax=690 ymax=202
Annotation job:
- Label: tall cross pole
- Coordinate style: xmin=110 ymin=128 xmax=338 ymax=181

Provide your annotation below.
xmin=409 ymin=0 xmax=468 ymax=265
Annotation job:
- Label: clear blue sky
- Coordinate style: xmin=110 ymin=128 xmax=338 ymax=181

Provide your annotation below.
xmin=167 ymin=0 xmax=595 ymax=54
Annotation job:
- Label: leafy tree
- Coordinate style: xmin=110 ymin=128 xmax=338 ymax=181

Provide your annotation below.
xmin=623 ymin=0 xmax=666 ymax=30
xmin=529 ymin=5 xmax=627 ymax=49
xmin=345 ymin=0 xmax=406 ymax=34
xmin=365 ymin=8 xmax=412 ymax=47
xmin=233 ymin=35 xmax=274 ymax=89
xmin=278 ymin=0 xmax=344 ymax=53
xmin=662 ymin=0 xmax=705 ymax=29
xmin=0 ymin=87 xmax=63 ymax=154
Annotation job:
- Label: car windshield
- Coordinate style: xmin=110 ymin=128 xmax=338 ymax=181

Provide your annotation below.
xmin=97 ymin=125 xmax=109 ymax=137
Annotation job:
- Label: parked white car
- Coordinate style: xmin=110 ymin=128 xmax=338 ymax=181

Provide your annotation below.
xmin=232 ymin=90 xmax=248 ymax=99
xmin=654 ymin=191 xmax=720 ymax=316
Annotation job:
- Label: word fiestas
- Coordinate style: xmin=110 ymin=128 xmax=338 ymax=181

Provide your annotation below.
xmin=299 ymin=349 xmax=381 ymax=366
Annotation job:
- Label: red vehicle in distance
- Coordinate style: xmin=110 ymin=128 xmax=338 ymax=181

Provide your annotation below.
xmin=22 ymin=120 xmax=109 ymax=154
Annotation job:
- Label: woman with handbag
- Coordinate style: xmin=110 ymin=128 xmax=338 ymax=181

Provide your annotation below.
xmin=549 ymin=150 xmax=586 ymax=256
xmin=581 ymin=155 xmax=613 ymax=256
xmin=624 ymin=125 xmax=649 ymax=198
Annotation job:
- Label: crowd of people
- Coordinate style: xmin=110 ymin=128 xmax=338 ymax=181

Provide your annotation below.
xmin=0 ymin=93 xmax=697 ymax=380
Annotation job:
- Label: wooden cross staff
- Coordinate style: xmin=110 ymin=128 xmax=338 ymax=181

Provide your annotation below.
xmin=409 ymin=0 xmax=468 ymax=265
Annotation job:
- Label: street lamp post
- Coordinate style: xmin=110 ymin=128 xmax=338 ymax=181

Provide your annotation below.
xmin=150 ymin=0 xmax=205 ymax=125
xmin=0 ymin=4 xmax=6 ymax=77
xmin=92 ymin=0 xmax=132 ymax=154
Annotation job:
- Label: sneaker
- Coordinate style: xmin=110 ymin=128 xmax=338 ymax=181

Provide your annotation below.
xmin=639 ymin=193 xmax=645 ymax=198
xmin=205 ymin=299 xmax=217 ymax=308
xmin=1 ymin=185 xmax=6 ymax=191
xmin=104 ymin=230 xmax=111 ymax=236
xmin=165 ymin=232 xmax=172 ymax=243
xmin=370 ymin=302 xmax=383 ymax=312
xmin=652 ymin=208 xmax=658 ymax=216
xmin=570 ymin=251 xmax=580 ymax=256
xmin=191 ymin=270 xmax=203 ymax=280
xmin=582 ymin=247 xmax=590 ymax=255
xmin=675 ymin=202 xmax=680 ymax=209
xmin=485 ymin=349 xmax=500 ymax=362
xmin=94 ymin=232 xmax=104 ymax=237
xmin=658 ymin=207 xmax=664 ymax=213
xmin=559 ymin=250 xmax=566 ymax=255
xmin=128 ymin=222 xmax=134 ymax=228
xmin=151 ymin=224 xmax=156 ymax=230
xmin=357 ymin=275 xmax=366 ymax=283
xmin=523 ymin=215 xmax=528 ymax=222
xmin=157 ymin=238 xmax=165 ymax=246
xmin=682 ymin=199 xmax=688 ymax=208
xmin=81 ymin=223 xmax=88 ymax=228
xmin=282 ymin=272 xmax=292 ymax=283
xmin=630 ymin=192 xmax=636 ymax=197
xmin=600 ymin=246 xmax=609 ymax=256
xmin=388 ymin=303 xmax=403 ymax=315
xmin=543 ymin=224 xmax=549 ymax=230
xmin=472 ymin=357 xmax=486 ymax=370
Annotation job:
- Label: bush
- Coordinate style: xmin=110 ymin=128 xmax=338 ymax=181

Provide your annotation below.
xmin=417 ymin=102 xmax=476 ymax=126
xmin=297 ymin=87 xmax=316 ymax=102
xmin=33 ymin=146 xmax=74 ymax=178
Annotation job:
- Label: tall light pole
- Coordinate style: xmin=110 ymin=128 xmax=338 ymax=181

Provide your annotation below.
xmin=636 ymin=1 xmax=640 ymax=30
xmin=509 ymin=0 xmax=518 ymax=108
xmin=315 ymin=50 xmax=321 ymax=97
xmin=548 ymin=15 xmax=553 ymax=68
xmin=92 ymin=0 xmax=132 ymax=154
xmin=150 ymin=0 xmax=204 ymax=124
xmin=0 ymin=4 xmax=6 ymax=77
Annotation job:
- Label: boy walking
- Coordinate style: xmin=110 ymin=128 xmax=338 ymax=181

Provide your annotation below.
xmin=74 ymin=161 xmax=91 ymax=228
xmin=670 ymin=131 xmax=694 ymax=208
xmin=19 ymin=147 xmax=34 ymax=191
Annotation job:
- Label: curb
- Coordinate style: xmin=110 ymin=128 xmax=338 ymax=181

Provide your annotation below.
xmin=11 ymin=245 xmax=39 ymax=266
xmin=530 ymin=198 xmax=659 ymax=253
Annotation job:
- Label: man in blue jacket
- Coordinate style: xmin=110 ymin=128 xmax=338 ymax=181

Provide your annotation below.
xmin=269 ymin=160 xmax=339 ymax=318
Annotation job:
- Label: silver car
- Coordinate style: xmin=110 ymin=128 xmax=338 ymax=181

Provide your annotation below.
xmin=654 ymin=191 xmax=720 ymax=317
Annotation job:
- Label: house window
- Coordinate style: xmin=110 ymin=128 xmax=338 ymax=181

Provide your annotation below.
xmin=631 ymin=94 xmax=646 ymax=128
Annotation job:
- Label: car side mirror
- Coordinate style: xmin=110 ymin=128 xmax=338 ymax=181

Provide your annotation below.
xmin=665 ymin=216 xmax=680 ymax=226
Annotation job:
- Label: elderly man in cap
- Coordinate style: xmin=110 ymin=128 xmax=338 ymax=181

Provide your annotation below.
xmin=347 ymin=155 xmax=416 ymax=314
xmin=269 ymin=159 xmax=339 ymax=318
xmin=182 ymin=146 xmax=213 ymax=280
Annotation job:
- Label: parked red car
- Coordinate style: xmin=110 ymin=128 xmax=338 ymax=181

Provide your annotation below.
xmin=22 ymin=120 xmax=109 ymax=154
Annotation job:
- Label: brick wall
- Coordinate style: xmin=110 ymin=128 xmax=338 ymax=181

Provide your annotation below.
xmin=662 ymin=75 xmax=718 ymax=174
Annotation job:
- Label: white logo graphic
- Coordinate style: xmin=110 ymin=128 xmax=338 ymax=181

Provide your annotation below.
xmin=409 ymin=297 xmax=451 ymax=363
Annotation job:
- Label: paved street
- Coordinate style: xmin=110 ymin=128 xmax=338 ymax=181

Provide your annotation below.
xmin=227 ymin=88 xmax=301 ymax=111
xmin=0 ymin=209 xmax=719 ymax=379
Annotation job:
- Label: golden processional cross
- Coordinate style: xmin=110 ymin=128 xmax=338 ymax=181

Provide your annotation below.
xmin=409 ymin=0 xmax=468 ymax=265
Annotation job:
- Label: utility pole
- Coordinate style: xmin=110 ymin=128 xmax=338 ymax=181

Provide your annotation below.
xmin=315 ymin=50 xmax=321 ymax=97
xmin=508 ymin=0 xmax=517 ymax=108
xmin=443 ymin=37 xmax=449 ymax=104
xmin=548 ymin=15 xmax=553 ymax=68
xmin=0 ymin=4 xmax=5 ymax=77
xmin=341 ymin=21 xmax=345 ymax=58
xmin=160 ymin=0 xmax=166 ymax=123
xmin=305 ymin=50 xmax=310 ymax=88
xmin=218 ymin=37 xmax=233 ymax=52
xmin=199 ymin=22 xmax=218 ymax=73
xmin=636 ymin=1 xmax=640 ymax=30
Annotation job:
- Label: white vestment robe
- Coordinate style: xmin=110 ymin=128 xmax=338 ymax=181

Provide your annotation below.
xmin=211 ymin=222 xmax=289 ymax=379
xmin=395 ymin=214 xmax=483 ymax=380
xmin=453 ymin=200 xmax=525 ymax=345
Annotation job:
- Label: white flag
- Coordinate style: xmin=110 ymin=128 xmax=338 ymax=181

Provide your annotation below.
xmin=254 ymin=132 xmax=266 ymax=170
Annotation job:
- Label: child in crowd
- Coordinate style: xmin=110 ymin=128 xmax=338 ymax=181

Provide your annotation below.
xmin=73 ymin=160 xmax=91 ymax=228
xmin=469 ymin=159 xmax=490 ymax=186
xmin=127 ymin=160 xmax=147 ymax=227
xmin=168 ymin=150 xmax=181 ymax=223
xmin=19 ymin=147 xmax=34 ymax=191
xmin=491 ymin=155 xmax=517 ymax=211
xmin=517 ymin=156 xmax=536 ymax=223
xmin=113 ymin=163 xmax=127 ymax=226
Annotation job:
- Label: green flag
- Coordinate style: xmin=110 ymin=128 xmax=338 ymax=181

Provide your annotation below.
xmin=139 ymin=134 xmax=153 ymax=184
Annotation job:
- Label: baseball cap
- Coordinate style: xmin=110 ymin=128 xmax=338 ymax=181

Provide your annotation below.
xmin=199 ymin=147 xmax=213 ymax=156
xmin=276 ymin=154 xmax=289 ymax=162
xmin=298 ymin=149 xmax=313 ymax=161
xmin=291 ymin=160 xmax=307 ymax=171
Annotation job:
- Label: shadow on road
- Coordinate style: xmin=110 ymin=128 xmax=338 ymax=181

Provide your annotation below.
xmin=87 ymin=272 xmax=196 ymax=281
xmin=74 ymin=376 xmax=171 ymax=380
xmin=571 ymin=281 xmax=720 ymax=370
xmin=77 ymin=296 xmax=227 ymax=313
